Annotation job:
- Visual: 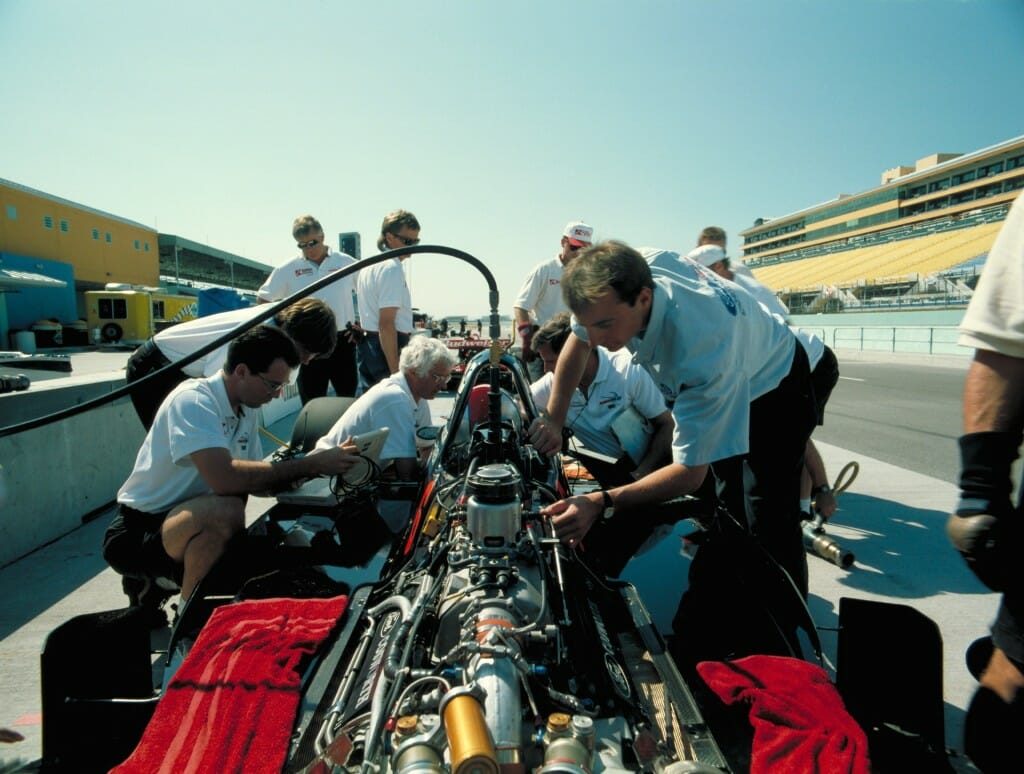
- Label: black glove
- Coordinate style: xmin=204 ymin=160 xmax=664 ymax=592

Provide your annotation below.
xmin=946 ymin=431 xmax=1022 ymax=591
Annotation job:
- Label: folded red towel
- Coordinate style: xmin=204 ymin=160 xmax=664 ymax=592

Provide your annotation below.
xmin=697 ymin=655 xmax=871 ymax=774
xmin=112 ymin=595 xmax=348 ymax=774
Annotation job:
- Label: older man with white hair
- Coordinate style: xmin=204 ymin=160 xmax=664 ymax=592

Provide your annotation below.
xmin=315 ymin=336 xmax=457 ymax=480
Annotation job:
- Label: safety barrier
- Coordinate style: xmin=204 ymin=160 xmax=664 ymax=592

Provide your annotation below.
xmin=798 ymin=325 xmax=967 ymax=356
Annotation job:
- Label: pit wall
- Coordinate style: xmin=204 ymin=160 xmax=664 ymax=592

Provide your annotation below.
xmin=0 ymin=377 xmax=145 ymax=568
xmin=0 ymin=377 xmax=300 ymax=568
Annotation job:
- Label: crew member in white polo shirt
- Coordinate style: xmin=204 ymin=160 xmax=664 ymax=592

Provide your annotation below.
xmin=512 ymin=220 xmax=594 ymax=380
xmin=125 ymin=297 xmax=337 ymax=428
xmin=529 ymin=241 xmax=818 ymax=660
xmin=530 ymin=312 xmax=672 ymax=483
xmin=258 ymin=214 xmax=358 ymax=403
xmin=355 ymin=210 xmax=420 ymax=395
xmin=104 ymin=326 xmax=361 ymax=607
xmin=948 ymin=190 xmax=1024 ymax=771
xmin=316 ymin=336 xmax=456 ymax=480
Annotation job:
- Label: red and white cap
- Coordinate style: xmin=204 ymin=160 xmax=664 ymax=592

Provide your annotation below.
xmin=562 ymin=221 xmax=594 ymax=247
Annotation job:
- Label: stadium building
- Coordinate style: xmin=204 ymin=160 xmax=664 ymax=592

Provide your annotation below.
xmin=743 ymin=135 xmax=1024 ymax=313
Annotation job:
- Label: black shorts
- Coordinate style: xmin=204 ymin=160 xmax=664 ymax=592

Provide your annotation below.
xmin=810 ymin=345 xmax=840 ymax=425
xmin=102 ymin=504 xmax=182 ymax=584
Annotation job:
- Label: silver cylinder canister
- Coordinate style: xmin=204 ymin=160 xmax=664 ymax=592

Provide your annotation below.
xmin=465 ymin=464 xmax=522 ymax=547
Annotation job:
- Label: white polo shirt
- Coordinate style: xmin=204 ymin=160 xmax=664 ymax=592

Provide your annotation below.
xmin=117 ymin=373 xmax=262 ymax=513
xmin=512 ymin=255 xmax=569 ymax=325
xmin=153 ymin=305 xmax=273 ymax=378
xmin=531 ymin=347 xmax=667 ymax=458
xmin=960 ymin=193 xmax=1024 ymax=358
xmin=257 ymin=249 xmax=357 ymax=326
xmin=574 ymin=249 xmax=797 ymax=466
xmin=356 ymin=257 xmax=413 ymax=333
xmin=314 ymin=371 xmax=430 ymax=466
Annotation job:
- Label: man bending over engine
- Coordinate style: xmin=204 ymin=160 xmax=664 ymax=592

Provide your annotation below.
xmin=528 ymin=241 xmax=817 ymax=658
xmin=314 ymin=335 xmax=457 ymax=480
xmin=126 ymin=297 xmax=338 ymax=429
xmin=103 ymin=326 xmax=361 ymax=607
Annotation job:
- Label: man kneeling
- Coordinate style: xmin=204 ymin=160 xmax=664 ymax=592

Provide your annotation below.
xmin=103 ymin=326 xmax=360 ymax=606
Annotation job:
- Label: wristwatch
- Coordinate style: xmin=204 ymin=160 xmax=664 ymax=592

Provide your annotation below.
xmin=601 ymin=490 xmax=614 ymax=519
xmin=811 ymin=484 xmax=832 ymax=497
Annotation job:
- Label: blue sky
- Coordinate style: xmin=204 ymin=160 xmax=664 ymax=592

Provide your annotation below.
xmin=2 ymin=0 xmax=1022 ymax=319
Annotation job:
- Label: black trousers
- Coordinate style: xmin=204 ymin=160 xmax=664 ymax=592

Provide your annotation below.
xmin=811 ymin=344 xmax=840 ymax=424
xmin=125 ymin=339 xmax=185 ymax=430
xmin=671 ymin=343 xmax=818 ymax=668
xmin=298 ymin=332 xmax=358 ymax=404
xmin=710 ymin=342 xmax=817 ymax=597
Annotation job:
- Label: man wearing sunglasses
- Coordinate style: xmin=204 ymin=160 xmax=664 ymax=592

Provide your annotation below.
xmin=512 ymin=220 xmax=593 ymax=381
xmin=355 ymin=209 xmax=421 ymax=394
xmin=104 ymin=326 xmax=361 ymax=611
xmin=258 ymin=214 xmax=359 ymax=404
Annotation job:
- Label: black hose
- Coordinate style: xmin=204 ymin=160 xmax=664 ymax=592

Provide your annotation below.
xmin=0 ymin=245 xmax=500 ymax=439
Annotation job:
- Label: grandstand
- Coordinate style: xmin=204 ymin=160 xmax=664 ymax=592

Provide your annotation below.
xmin=753 ymin=216 xmax=1002 ymax=312
xmin=741 ymin=135 xmax=1024 ymax=313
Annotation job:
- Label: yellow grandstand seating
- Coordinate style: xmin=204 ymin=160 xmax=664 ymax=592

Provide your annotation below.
xmin=750 ymin=222 xmax=1002 ymax=292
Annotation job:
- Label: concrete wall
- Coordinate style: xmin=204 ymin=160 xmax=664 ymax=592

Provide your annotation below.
xmin=0 ymin=379 xmax=144 ymax=568
xmin=0 ymin=373 xmax=299 ymax=567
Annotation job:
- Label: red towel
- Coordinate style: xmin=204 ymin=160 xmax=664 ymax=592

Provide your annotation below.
xmin=697 ymin=655 xmax=871 ymax=774
xmin=112 ymin=595 xmax=348 ymax=774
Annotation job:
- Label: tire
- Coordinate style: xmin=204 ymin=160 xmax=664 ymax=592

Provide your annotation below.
xmin=101 ymin=322 xmax=123 ymax=343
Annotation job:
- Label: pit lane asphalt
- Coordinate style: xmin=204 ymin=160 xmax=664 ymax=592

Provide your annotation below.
xmin=814 ymin=350 xmax=969 ymax=482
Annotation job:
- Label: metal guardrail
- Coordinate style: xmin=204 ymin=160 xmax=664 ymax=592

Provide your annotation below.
xmin=798 ymin=325 xmax=968 ymax=356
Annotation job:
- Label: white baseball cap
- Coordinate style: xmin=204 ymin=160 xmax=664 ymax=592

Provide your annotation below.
xmin=686 ymin=244 xmax=726 ymax=267
xmin=562 ymin=221 xmax=594 ymax=247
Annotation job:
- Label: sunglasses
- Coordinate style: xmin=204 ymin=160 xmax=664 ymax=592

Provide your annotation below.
xmin=392 ymin=235 xmax=420 ymax=247
xmin=567 ymin=242 xmax=587 ymax=252
xmin=297 ymin=239 xmax=320 ymax=249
